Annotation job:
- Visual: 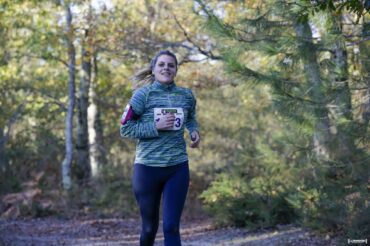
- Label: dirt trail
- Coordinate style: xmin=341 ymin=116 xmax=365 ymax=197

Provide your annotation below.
xmin=0 ymin=218 xmax=338 ymax=246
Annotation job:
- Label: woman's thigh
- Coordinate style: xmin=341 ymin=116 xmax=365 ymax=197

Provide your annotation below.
xmin=162 ymin=163 xmax=190 ymax=226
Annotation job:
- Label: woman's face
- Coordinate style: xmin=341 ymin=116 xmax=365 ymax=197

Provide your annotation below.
xmin=153 ymin=55 xmax=177 ymax=84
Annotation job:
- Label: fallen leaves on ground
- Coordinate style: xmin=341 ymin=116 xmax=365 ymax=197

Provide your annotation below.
xmin=0 ymin=217 xmax=339 ymax=246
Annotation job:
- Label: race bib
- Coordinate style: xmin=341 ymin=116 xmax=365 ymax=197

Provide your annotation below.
xmin=154 ymin=108 xmax=184 ymax=130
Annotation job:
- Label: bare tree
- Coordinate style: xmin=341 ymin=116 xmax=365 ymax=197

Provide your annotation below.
xmin=76 ymin=27 xmax=91 ymax=182
xmin=61 ymin=0 xmax=76 ymax=190
xmin=88 ymin=53 xmax=106 ymax=178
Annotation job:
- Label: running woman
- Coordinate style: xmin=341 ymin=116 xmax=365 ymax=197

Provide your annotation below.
xmin=120 ymin=50 xmax=200 ymax=246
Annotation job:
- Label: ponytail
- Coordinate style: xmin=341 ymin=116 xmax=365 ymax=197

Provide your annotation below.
xmin=130 ymin=66 xmax=154 ymax=89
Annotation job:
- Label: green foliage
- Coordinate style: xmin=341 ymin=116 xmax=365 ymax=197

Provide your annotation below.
xmin=196 ymin=0 xmax=369 ymax=238
xmin=197 ymin=83 xmax=300 ymax=228
xmin=296 ymin=0 xmax=370 ymax=23
xmin=346 ymin=202 xmax=370 ymax=239
xmin=201 ymin=172 xmax=297 ymax=229
xmin=67 ymin=164 xmax=137 ymax=218
xmin=286 ymin=176 xmax=370 ymax=239
xmin=286 ymin=187 xmax=346 ymax=230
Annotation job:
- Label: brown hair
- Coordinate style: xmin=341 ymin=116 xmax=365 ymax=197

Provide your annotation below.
xmin=131 ymin=50 xmax=178 ymax=88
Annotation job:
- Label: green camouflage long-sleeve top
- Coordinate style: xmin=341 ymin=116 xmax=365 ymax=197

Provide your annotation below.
xmin=120 ymin=81 xmax=198 ymax=167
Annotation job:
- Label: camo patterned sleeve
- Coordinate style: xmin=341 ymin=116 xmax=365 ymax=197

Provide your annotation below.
xmin=185 ymin=89 xmax=199 ymax=135
xmin=120 ymin=87 xmax=159 ymax=139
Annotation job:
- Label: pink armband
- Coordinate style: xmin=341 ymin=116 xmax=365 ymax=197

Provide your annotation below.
xmin=120 ymin=104 xmax=134 ymax=125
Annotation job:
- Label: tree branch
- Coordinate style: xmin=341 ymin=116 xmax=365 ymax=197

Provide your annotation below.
xmin=3 ymin=85 xmax=67 ymax=111
xmin=13 ymin=53 xmax=68 ymax=67
xmin=0 ymin=98 xmax=28 ymax=147
xmin=173 ymin=14 xmax=222 ymax=60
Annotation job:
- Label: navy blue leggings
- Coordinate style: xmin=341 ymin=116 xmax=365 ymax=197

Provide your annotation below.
xmin=132 ymin=162 xmax=189 ymax=246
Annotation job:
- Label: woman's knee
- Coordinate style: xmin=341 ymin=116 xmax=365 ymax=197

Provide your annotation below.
xmin=140 ymin=225 xmax=158 ymax=245
xmin=163 ymin=223 xmax=180 ymax=235
xmin=143 ymin=223 xmax=158 ymax=236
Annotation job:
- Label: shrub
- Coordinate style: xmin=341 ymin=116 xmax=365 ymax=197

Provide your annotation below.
xmin=200 ymin=173 xmax=297 ymax=229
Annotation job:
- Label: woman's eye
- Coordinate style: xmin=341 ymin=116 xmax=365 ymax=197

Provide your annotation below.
xmin=157 ymin=63 xmax=175 ymax=68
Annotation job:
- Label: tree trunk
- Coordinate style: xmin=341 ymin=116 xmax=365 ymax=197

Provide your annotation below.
xmin=326 ymin=14 xmax=356 ymax=159
xmin=76 ymin=29 xmax=91 ymax=182
xmin=88 ymin=54 xmax=106 ymax=178
xmin=294 ymin=21 xmax=332 ymax=161
xmin=0 ymin=127 xmax=6 ymax=173
xmin=0 ymin=25 xmax=9 ymax=173
xmin=0 ymin=101 xmax=26 ymax=172
xmin=359 ymin=19 xmax=370 ymax=126
xmin=144 ymin=0 xmax=162 ymax=34
xmin=61 ymin=1 xmax=76 ymax=190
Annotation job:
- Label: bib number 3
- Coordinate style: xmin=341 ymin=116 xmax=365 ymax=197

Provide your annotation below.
xmin=175 ymin=118 xmax=181 ymax=128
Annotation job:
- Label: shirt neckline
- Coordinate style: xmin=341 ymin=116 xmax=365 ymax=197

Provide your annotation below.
xmin=153 ymin=80 xmax=176 ymax=91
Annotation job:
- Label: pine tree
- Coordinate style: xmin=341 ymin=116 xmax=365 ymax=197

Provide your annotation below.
xmin=196 ymin=0 xmax=369 ymax=232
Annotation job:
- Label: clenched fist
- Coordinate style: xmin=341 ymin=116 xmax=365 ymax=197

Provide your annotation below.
xmin=155 ymin=113 xmax=175 ymax=130
xmin=190 ymin=131 xmax=200 ymax=148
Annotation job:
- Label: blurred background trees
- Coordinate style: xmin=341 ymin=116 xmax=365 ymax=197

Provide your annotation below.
xmin=0 ymin=0 xmax=368 ymax=240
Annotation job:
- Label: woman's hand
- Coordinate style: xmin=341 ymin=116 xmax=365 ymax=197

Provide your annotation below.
xmin=190 ymin=131 xmax=200 ymax=148
xmin=155 ymin=113 xmax=175 ymax=130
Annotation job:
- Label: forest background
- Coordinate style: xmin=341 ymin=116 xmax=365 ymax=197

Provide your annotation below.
xmin=0 ymin=0 xmax=369 ymax=241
